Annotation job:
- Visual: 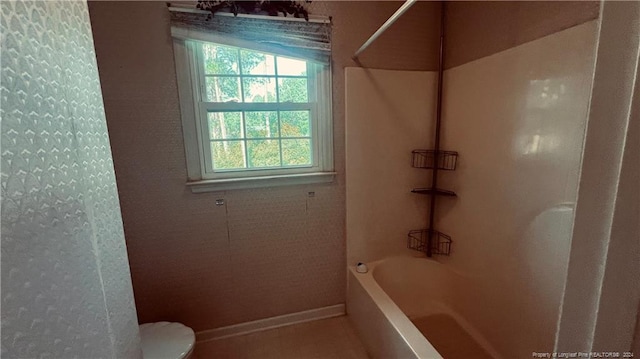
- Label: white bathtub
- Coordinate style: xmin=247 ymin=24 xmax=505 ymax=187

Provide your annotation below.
xmin=347 ymin=256 xmax=500 ymax=359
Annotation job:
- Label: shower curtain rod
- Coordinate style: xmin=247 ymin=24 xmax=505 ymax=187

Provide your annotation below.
xmin=352 ymin=0 xmax=417 ymax=59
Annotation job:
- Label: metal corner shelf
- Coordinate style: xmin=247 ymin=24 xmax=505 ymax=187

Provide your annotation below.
xmin=411 ymin=149 xmax=458 ymax=171
xmin=406 ymin=2 xmax=455 ymax=258
xmin=408 ymin=229 xmax=452 ymax=256
xmin=411 ymin=188 xmax=457 ymax=197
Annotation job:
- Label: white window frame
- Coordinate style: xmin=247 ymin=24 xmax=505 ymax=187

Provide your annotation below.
xmin=173 ymin=38 xmax=335 ymax=192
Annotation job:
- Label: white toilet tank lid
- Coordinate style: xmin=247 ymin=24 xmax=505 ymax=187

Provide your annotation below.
xmin=140 ymin=322 xmax=195 ymax=359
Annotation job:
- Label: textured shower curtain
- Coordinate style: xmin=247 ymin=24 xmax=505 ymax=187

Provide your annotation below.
xmin=1 ymin=1 xmax=141 ymax=357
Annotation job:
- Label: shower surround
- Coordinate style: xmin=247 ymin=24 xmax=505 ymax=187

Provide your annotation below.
xmin=346 ymin=18 xmax=599 ymax=359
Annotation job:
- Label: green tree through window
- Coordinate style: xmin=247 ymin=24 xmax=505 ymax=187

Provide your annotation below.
xmin=201 ymin=42 xmax=313 ymax=170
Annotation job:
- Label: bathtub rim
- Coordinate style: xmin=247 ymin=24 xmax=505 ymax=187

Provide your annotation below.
xmin=351 ymin=256 xmax=503 ymax=359
xmin=348 ymin=262 xmax=444 ymax=359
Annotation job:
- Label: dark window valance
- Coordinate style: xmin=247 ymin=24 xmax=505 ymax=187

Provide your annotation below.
xmin=169 ymin=5 xmax=332 ymax=64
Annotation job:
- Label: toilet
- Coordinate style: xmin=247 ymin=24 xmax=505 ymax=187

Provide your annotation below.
xmin=139 ymin=322 xmax=195 ymax=359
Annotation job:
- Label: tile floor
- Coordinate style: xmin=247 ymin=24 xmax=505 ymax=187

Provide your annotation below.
xmin=194 ymin=316 xmax=370 ymax=359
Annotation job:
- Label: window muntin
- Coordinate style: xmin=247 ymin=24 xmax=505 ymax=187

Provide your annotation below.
xmin=195 ymin=42 xmax=320 ymax=177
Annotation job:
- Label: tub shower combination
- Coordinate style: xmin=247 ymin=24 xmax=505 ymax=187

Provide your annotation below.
xmin=348 ymin=3 xmax=470 ymax=356
xmin=347 ymin=3 xmax=475 ymax=357
xmin=345 ymin=1 xmax=605 ymax=358
xmin=347 ymin=256 xmax=500 ymax=359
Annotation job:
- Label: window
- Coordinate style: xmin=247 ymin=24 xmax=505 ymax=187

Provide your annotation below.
xmin=174 ymin=40 xmax=334 ymax=192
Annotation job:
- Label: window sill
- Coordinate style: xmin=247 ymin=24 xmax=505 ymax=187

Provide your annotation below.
xmin=186 ymin=171 xmax=336 ymax=192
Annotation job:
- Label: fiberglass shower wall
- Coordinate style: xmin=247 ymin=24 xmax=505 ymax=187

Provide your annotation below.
xmin=435 ymin=2 xmax=600 ymax=358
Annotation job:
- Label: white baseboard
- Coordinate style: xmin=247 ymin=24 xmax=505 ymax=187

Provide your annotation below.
xmin=195 ymin=304 xmax=346 ymax=343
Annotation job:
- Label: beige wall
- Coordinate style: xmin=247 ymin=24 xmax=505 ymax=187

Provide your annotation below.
xmin=634 ymin=301 xmax=640 ymax=353
xmin=87 ymin=1 xmax=441 ymax=331
xmin=310 ymin=1 xmax=441 ymax=71
xmin=444 ymin=1 xmax=599 ymax=68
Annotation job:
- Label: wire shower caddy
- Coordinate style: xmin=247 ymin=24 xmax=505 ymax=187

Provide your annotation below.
xmin=409 ymin=149 xmax=458 ymax=256
xmin=407 ymin=229 xmax=452 ymax=256
xmin=411 ymin=150 xmax=458 ymax=171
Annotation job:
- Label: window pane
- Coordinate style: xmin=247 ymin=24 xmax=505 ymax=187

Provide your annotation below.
xmin=280 ymin=111 xmax=310 ymax=137
xmin=205 ymin=76 xmax=241 ymax=102
xmin=276 ymin=57 xmax=307 ymax=76
xmin=202 ymin=44 xmax=239 ymax=75
xmin=278 ymin=78 xmax=308 ymax=103
xmin=208 ymin=112 xmax=243 ymax=140
xmin=242 ymin=77 xmax=277 ymax=102
xmin=245 ymin=111 xmax=278 ymax=138
xmin=240 ymin=50 xmax=275 ymax=75
xmin=247 ymin=140 xmax=281 ymax=168
xmin=211 ymin=140 xmax=246 ymax=169
xmin=282 ymin=139 xmax=311 ymax=166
